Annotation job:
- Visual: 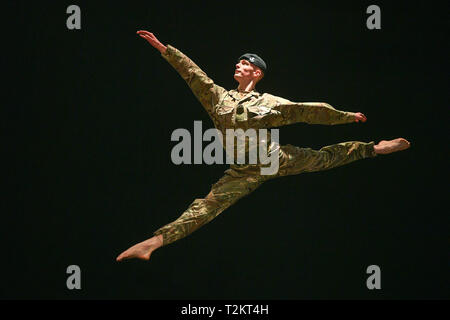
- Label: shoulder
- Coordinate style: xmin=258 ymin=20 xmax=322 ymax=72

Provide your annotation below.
xmin=261 ymin=92 xmax=292 ymax=105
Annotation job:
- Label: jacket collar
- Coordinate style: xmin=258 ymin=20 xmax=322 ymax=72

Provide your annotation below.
xmin=230 ymin=88 xmax=261 ymax=99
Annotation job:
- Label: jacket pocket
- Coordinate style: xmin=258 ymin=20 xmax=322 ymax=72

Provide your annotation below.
xmin=216 ymin=105 xmax=234 ymax=115
xmin=247 ymin=106 xmax=273 ymax=117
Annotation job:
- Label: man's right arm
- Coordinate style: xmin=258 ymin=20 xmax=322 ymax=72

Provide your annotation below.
xmin=137 ymin=30 xmax=226 ymax=116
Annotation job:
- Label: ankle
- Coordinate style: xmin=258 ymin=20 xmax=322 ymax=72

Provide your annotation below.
xmin=373 ymin=144 xmax=381 ymax=154
xmin=152 ymin=235 xmax=164 ymax=248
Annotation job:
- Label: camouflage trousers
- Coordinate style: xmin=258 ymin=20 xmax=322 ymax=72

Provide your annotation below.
xmin=154 ymin=141 xmax=377 ymax=246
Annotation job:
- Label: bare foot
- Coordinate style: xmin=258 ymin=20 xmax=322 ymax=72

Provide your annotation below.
xmin=116 ymin=235 xmax=163 ymax=262
xmin=374 ymin=138 xmax=411 ymax=155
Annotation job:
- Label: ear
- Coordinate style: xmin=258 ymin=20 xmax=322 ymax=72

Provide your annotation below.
xmin=253 ymin=68 xmax=262 ymax=79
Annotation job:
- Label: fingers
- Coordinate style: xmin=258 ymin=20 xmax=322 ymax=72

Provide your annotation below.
xmin=137 ymin=31 xmax=157 ymax=45
xmin=355 ymin=112 xmax=367 ymax=123
xmin=361 ymin=113 xmax=367 ymax=122
xmin=137 ymin=30 xmax=155 ymax=38
xmin=138 ymin=34 xmax=154 ymax=44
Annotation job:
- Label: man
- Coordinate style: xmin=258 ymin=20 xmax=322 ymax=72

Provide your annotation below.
xmin=116 ymin=30 xmax=410 ymax=262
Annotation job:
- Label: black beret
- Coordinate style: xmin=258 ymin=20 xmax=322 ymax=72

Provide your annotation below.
xmin=238 ymin=53 xmax=267 ymax=73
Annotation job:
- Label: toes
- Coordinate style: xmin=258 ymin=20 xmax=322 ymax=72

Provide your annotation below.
xmin=399 ymin=138 xmax=411 ymax=146
xmin=116 ymin=250 xmax=130 ymax=261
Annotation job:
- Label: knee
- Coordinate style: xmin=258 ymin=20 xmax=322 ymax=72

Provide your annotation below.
xmin=317 ymin=148 xmax=333 ymax=163
xmin=189 ymin=196 xmax=224 ymax=216
xmin=201 ymin=197 xmax=219 ymax=211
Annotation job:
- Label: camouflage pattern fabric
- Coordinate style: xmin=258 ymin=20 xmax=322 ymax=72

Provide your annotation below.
xmin=153 ymin=45 xmax=377 ymax=246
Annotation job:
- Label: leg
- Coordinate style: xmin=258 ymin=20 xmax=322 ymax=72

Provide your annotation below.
xmin=276 ymin=141 xmax=378 ymax=177
xmin=116 ymin=172 xmax=264 ymax=261
xmin=154 ymin=173 xmax=264 ymax=245
xmin=276 ymin=138 xmax=410 ymax=177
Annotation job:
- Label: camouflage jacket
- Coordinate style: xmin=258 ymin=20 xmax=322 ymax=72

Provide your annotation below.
xmin=161 ymin=45 xmax=357 ymax=163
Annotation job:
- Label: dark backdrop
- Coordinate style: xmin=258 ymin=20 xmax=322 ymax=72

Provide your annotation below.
xmin=3 ymin=1 xmax=448 ymax=299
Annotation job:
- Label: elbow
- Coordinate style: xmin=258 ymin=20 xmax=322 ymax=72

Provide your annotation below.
xmin=321 ymin=102 xmax=336 ymax=110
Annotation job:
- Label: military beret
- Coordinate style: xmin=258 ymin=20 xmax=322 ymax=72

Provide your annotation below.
xmin=238 ymin=53 xmax=267 ymax=73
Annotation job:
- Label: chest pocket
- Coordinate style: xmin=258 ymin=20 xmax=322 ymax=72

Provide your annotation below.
xmin=215 ymin=95 xmax=235 ymax=115
xmin=216 ymin=105 xmax=234 ymax=115
xmin=247 ymin=106 xmax=273 ymax=118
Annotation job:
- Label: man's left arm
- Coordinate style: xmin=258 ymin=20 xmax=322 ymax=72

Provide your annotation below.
xmin=263 ymin=94 xmax=366 ymax=126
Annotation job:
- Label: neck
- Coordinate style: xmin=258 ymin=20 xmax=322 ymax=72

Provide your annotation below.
xmin=237 ymin=79 xmax=256 ymax=93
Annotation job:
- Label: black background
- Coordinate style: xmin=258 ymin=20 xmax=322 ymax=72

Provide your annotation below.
xmin=3 ymin=1 xmax=448 ymax=301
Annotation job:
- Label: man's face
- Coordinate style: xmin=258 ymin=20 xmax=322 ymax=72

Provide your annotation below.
xmin=234 ymin=59 xmax=261 ymax=83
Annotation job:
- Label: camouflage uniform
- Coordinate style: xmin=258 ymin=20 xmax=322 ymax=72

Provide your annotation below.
xmin=153 ymin=45 xmax=377 ymax=246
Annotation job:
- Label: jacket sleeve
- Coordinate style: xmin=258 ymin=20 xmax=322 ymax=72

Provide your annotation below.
xmin=263 ymin=94 xmax=356 ymax=126
xmin=161 ymin=45 xmax=227 ymax=116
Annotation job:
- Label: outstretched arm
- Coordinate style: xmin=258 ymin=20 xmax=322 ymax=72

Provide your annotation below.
xmin=262 ymin=94 xmax=367 ymax=126
xmin=275 ymin=101 xmax=367 ymax=125
xmin=137 ymin=30 xmax=226 ymax=116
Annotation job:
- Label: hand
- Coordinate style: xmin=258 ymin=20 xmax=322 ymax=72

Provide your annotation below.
xmin=136 ymin=30 xmax=167 ymax=54
xmin=354 ymin=112 xmax=367 ymax=123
